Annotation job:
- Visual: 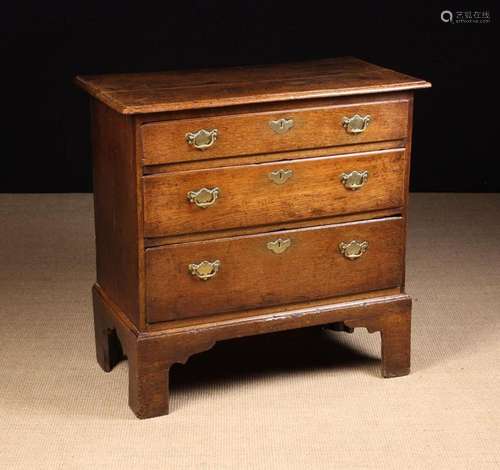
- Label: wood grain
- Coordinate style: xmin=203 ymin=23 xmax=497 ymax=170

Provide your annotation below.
xmin=142 ymin=139 xmax=406 ymax=175
xmin=91 ymin=99 xmax=144 ymax=327
xmin=145 ymin=217 xmax=404 ymax=322
xmin=75 ymin=57 xmax=430 ymax=114
xmin=345 ymin=301 xmax=411 ymax=377
xmin=94 ymin=283 xmax=411 ymax=417
xmin=145 ymin=287 xmax=403 ymax=331
xmin=143 ymin=208 xmax=403 ymax=247
xmin=140 ymin=99 xmax=408 ymax=165
xmin=143 ymin=149 xmax=406 ymax=238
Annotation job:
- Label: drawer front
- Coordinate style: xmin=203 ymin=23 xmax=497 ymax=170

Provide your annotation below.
xmin=140 ymin=99 xmax=409 ymax=165
xmin=143 ymin=149 xmax=406 ymax=238
xmin=146 ymin=217 xmax=404 ymax=322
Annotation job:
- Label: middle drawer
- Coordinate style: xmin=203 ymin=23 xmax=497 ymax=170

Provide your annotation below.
xmin=143 ymin=149 xmax=406 ymax=238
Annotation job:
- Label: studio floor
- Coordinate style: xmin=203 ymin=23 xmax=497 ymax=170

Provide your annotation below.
xmin=0 ymin=193 xmax=499 ymax=469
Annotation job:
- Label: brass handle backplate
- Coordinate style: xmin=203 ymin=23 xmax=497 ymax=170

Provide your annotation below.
xmin=186 ymin=128 xmax=218 ymax=150
xmin=267 ymin=238 xmax=291 ymax=254
xmin=268 ymin=169 xmax=293 ymax=185
xmin=342 ymin=114 xmax=371 ymax=134
xmin=269 ymin=118 xmax=294 ymax=134
xmin=339 ymin=240 xmax=368 ymax=260
xmin=187 ymin=187 xmax=220 ymax=208
xmin=340 ymin=170 xmax=369 ymax=190
xmin=188 ymin=260 xmax=221 ymax=281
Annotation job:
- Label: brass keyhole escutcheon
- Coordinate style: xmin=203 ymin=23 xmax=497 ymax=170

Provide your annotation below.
xmin=268 ymin=169 xmax=293 ymax=185
xmin=269 ymin=118 xmax=294 ymax=134
xmin=267 ymin=238 xmax=292 ymax=254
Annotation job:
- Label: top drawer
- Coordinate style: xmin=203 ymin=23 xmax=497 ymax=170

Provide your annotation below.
xmin=140 ymin=98 xmax=409 ymax=165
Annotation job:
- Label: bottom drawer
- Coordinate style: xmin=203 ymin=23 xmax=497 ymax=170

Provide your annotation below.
xmin=146 ymin=217 xmax=404 ymax=322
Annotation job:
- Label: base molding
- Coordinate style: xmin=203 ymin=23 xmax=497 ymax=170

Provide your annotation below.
xmin=93 ymin=284 xmax=411 ymax=418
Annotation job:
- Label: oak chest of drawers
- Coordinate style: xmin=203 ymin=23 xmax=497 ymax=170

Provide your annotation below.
xmin=76 ymin=57 xmax=430 ymax=418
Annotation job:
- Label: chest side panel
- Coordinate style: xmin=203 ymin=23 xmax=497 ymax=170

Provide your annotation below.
xmin=91 ymin=99 xmax=144 ymax=327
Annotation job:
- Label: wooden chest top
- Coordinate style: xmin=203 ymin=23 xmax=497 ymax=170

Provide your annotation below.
xmin=75 ymin=57 xmax=430 ymax=115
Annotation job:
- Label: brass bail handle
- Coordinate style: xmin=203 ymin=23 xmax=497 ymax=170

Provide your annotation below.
xmin=187 ymin=187 xmax=220 ymax=208
xmin=188 ymin=260 xmax=221 ymax=281
xmin=186 ymin=128 xmax=218 ymax=150
xmin=340 ymin=170 xmax=369 ymax=190
xmin=339 ymin=240 xmax=369 ymax=260
xmin=342 ymin=114 xmax=371 ymax=134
